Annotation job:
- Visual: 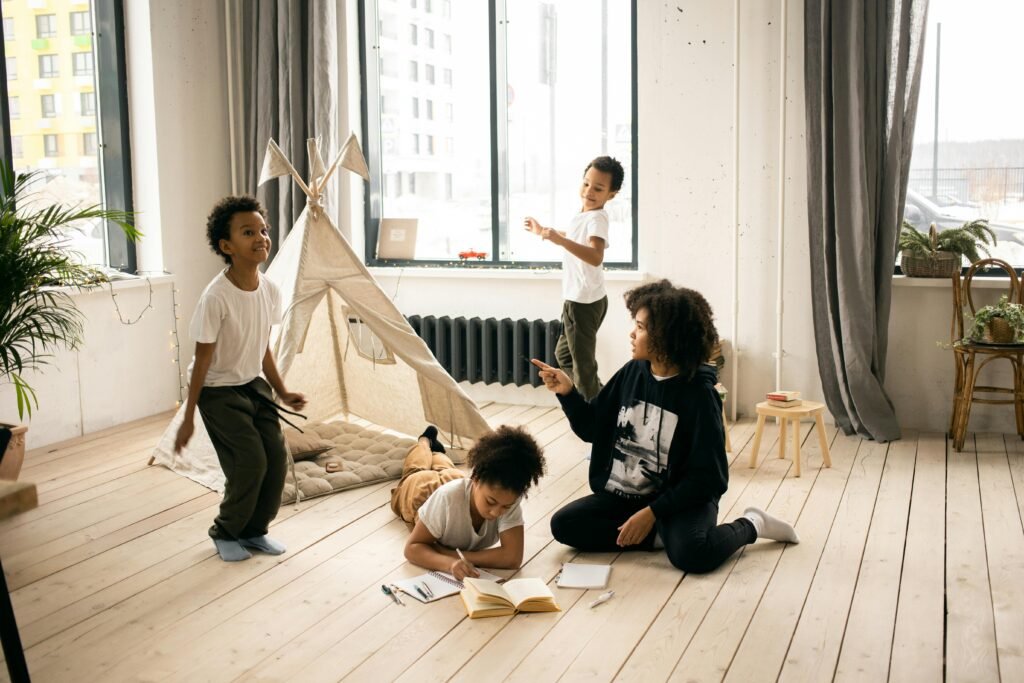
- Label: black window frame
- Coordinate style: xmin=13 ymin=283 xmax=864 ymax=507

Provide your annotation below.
xmin=359 ymin=0 xmax=639 ymax=269
xmin=35 ymin=13 xmax=56 ymax=39
xmin=38 ymin=53 xmax=58 ymax=78
xmin=0 ymin=0 xmax=135 ymax=272
xmin=40 ymin=93 xmax=56 ymax=118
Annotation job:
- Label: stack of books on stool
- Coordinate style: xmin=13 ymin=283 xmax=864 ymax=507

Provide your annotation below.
xmin=766 ymin=390 xmax=802 ymax=408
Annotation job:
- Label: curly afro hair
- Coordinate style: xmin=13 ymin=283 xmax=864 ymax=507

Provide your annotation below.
xmin=584 ymin=155 xmax=625 ymax=192
xmin=467 ymin=425 xmax=546 ymax=496
xmin=206 ymin=195 xmax=268 ymax=265
xmin=624 ymin=279 xmax=718 ymax=380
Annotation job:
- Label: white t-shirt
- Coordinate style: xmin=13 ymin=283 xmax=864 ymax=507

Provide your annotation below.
xmin=562 ymin=209 xmax=610 ymax=304
xmin=187 ymin=270 xmax=283 ymax=387
xmin=418 ymin=478 xmax=524 ymax=551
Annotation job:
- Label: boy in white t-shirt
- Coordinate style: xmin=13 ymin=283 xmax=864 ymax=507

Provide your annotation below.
xmin=404 ymin=425 xmax=547 ymax=580
xmin=524 ymin=155 xmax=625 ymax=400
xmin=174 ymin=196 xmax=307 ymax=562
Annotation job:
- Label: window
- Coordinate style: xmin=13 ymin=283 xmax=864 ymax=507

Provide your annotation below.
xmin=38 ymin=54 xmax=58 ymax=78
xmin=70 ymin=11 xmax=91 ymax=35
xmin=362 ymin=0 xmax=637 ymax=265
xmin=72 ymin=52 xmax=93 ymax=77
xmin=410 ymin=24 xmax=417 ymax=45
xmin=3 ymin=17 xmax=13 ymax=41
xmin=80 ymin=91 xmax=96 ymax=116
xmin=40 ymin=94 xmax=56 ymax=118
xmin=43 ymin=134 xmax=59 ymax=157
xmin=35 ymin=14 xmax=56 ymax=38
xmin=3 ymin=0 xmax=135 ymax=270
xmin=904 ymin=1 xmax=1024 ymax=271
xmin=344 ymin=308 xmax=395 ymax=363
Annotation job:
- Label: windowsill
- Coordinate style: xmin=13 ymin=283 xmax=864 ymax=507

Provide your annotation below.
xmin=893 ymin=274 xmax=1010 ymax=289
xmin=58 ymin=271 xmax=175 ymax=297
xmin=368 ymin=265 xmax=647 ymax=282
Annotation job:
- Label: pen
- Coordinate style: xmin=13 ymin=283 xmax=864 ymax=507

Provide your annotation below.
xmin=388 ymin=584 xmax=406 ymax=605
xmin=381 ymin=584 xmax=400 ymax=605
xmin=419 ymin=581 xmax=434 ymax=598
xmin=414 ymin=585 xmax=430 ymax=601
xmin=456 ymin=547 xmax=477 ymax=570
xmin=589 ymin=590 xmax=615 ymax=608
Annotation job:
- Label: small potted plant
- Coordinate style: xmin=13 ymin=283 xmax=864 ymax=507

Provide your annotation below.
xmin=899 ymin=219 xmax=996 ymax=277
xmin=0 ymin=164 xmax=137 ymax=480
xmin=967 ymin=295 xmax=1024 ymax=344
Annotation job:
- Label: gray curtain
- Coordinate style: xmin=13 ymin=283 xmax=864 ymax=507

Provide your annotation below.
xmin=229 ymin=0 xmax=338 ymax=259
xmin=804 ymin=0 xmax=928 ymax=441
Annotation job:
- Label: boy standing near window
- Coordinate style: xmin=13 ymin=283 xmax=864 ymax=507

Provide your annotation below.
xmin=525 ymin=155 xmax=625 ymax=400
xmin=174 ymin=196 xmax=307 ymax=562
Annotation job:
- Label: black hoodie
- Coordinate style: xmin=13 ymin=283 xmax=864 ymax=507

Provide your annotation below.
xmin=557 ymin=360 xmax=728 ymax=518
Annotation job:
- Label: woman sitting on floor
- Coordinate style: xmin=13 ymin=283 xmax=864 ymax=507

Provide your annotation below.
xmin=533 ymin=279 xmax=799 ymax=574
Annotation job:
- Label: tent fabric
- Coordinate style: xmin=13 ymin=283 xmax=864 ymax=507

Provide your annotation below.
xmin=152 ymin=133 xmax=491 ymax=493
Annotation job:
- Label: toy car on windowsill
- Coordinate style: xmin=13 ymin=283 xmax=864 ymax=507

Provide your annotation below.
xmin=458 ymin=249 xmax=488 ymax=261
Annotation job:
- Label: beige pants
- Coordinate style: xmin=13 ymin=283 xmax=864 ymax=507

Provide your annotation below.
xmin=390 ymin=441 xmax=466 ymax=524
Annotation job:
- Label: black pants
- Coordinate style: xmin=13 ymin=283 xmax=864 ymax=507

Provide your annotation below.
xmin=550 ymin=492 xmax=756 ymax=574
xmin=555 ymin=296 xmax=608 ymax=401
xmin=198 ymin=377 xmax=288 ymax=540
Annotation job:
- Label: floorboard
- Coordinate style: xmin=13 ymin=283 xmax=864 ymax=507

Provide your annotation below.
xmin=0 ymin=405 xmax=1018 ymax=682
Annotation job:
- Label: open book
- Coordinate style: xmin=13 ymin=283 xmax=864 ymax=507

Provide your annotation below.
xmin=392 ymin=568 xmax=503 ymax=604
xmin=460 ymin=577 xmax=560 ymax=618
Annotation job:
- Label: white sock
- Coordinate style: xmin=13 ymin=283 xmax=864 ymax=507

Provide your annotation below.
xmin=743 ymin=507 xmax=800 ymax=544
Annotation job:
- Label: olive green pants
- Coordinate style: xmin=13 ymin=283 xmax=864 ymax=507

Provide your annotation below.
xmin=555 ymin=296 xmax=608 ymax=401
xmin=198 ymin=377 xmax=288 ymax=540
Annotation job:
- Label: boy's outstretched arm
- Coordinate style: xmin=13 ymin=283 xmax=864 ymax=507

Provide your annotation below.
xmin=262 ymin=346 xmax=307 ymax=411
xmin=175 ymin=342 xmax=215 ymax=452
xmin=523 ymin=217 xmax=605 ymax=266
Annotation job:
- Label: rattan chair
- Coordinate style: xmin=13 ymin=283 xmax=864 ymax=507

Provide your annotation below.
xmin=949 ymin=258 xmax=1024 ymax=451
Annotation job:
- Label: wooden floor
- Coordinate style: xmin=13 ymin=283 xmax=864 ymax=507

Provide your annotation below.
xmin=1 ymin=404 xmax=1022 ymax=682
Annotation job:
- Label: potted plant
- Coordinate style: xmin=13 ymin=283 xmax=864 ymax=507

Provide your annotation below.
xmin=0 ymin=165 xmax=138 ymax=480
xmin=967 ymin=295 xmax=1024 ymax=344
xmin=899 ymin=219 xmax=997 ymax=277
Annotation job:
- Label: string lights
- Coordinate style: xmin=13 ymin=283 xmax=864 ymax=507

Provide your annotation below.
xmin=107 ymin=276 xmax=154 ymax=324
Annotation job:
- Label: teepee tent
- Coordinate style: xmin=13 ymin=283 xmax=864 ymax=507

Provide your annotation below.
xmin=151 ymin=133 xmax=491 ymax=492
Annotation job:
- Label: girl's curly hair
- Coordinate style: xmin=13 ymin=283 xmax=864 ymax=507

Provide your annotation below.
xmin=624 ymin=280 xmax=718 ymax=379
xmin=468 ymin=425 xmax=546 ymax=496
xmin=206 ymin=195 xmax=268 ymax=265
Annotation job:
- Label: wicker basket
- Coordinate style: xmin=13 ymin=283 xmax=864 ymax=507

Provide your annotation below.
xmin=900 ymin=250 xmax=960 ymax=278
xmin=986 ymin=317 xmax=1016 ymax=343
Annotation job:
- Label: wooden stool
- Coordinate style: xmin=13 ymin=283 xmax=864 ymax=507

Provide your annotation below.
xmin=749 ymin=400 xmax=831 ymax=477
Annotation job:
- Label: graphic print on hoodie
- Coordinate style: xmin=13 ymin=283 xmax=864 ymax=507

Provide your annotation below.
xmin=605 ymin=399 xmax=678 ymax=498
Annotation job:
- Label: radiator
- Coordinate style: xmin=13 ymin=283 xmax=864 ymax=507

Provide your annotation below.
xmin=406 ymin=316 xmax=562 ymax=387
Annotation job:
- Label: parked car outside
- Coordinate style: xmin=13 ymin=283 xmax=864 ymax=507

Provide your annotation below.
xmin=903 ymin=188 xmax=1024 ymax=266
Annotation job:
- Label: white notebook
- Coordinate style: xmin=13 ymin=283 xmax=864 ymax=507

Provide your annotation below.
xmin=556 ymin=563 xmax=611 ymax=589
xmin=392 ymin=568 xmax=503 ymax=603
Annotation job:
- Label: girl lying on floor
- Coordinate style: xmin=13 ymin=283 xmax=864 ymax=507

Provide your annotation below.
xmin=393 ymin=425 xmax=546 ymax=580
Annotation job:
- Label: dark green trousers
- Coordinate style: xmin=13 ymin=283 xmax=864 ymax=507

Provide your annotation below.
xmin=555 ymin=296 xmax=608 ymax=401
xmin=198 ymin=377 xmax=288 ymax=540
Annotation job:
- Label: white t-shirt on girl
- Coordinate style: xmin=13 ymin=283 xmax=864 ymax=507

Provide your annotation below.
xmin=418 ymin=478 xmax=524 ymax=551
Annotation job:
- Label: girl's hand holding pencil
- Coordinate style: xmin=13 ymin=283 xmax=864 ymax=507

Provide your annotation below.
xmin=451 ymin=548 xmax=480 ymax=581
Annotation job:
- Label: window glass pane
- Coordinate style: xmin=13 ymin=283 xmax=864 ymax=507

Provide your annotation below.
xmin=7 ymin=1 xmax=105 ymax=265
xmin=908 ymin=1 xmax=1024 ymax=268
xmin=5 ymin=56 xmax=15 ymax=80
xmin=373 ymin=0 xmax=492 ymax=260
xmin=8 ymin=96 xmax=18 ymax=119
xmin=3 ymin=17 xmax=13 ymax=41
xmin=505 ymin=0 xmax=633 ymax=263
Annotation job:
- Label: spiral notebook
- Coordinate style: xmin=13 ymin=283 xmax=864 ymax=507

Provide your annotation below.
xmin=392 ymin=568 xmax=503 ymax=603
